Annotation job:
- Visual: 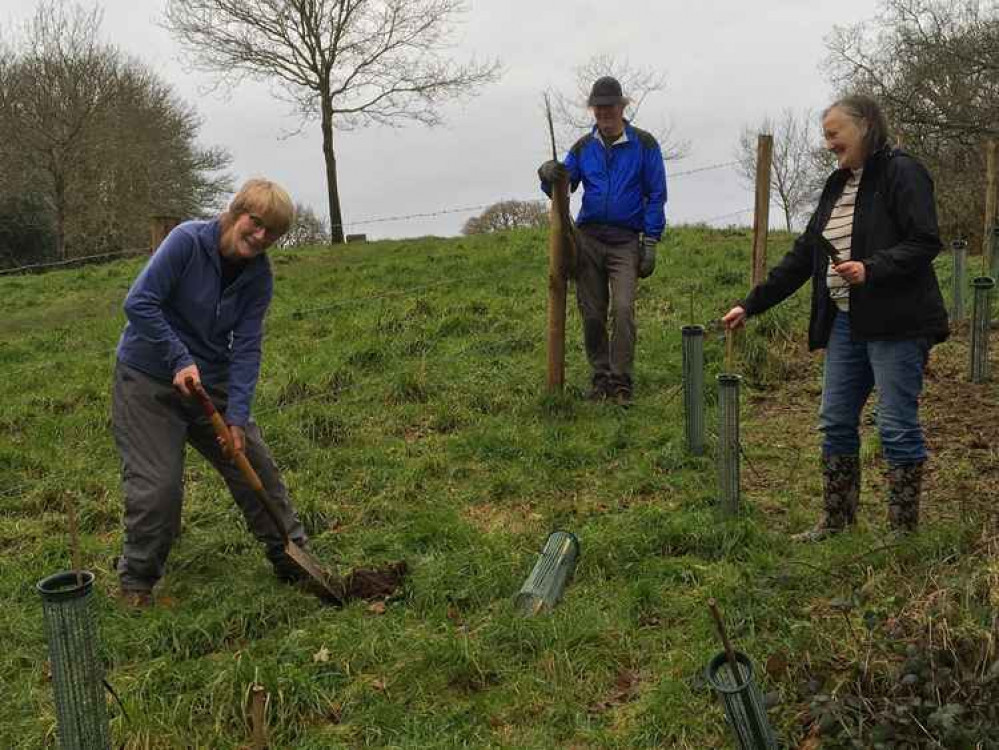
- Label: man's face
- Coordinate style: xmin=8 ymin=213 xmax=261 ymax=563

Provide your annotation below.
xmin=593 ymin=103 xmax=626 ymax=138
xmin=221 ymin=212 xmax=282 ymax=261
xmin=823 ymin=108 xmax=867 ymax=170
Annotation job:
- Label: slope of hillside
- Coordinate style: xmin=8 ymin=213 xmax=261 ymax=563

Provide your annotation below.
xmin=2 ymin=227 xmax=997 ymax=748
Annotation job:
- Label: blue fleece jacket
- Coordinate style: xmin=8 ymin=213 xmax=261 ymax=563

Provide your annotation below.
xmin=542 ymin=121 xmax=667 ymax=239
xmin=116 ymin=218 xmax=273 ymax=426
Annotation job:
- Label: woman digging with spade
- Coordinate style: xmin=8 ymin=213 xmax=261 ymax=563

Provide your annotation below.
xmin=722 ymin=95 xmax=948 ymax=541
xmin=112 ymin=178 xmax=311 ymax=606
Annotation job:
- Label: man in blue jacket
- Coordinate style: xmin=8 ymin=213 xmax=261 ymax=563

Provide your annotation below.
xmin=539 ymin=76 xmax=667 ymax=404
xmin=113 ymin=178 xmax=307 ymax=606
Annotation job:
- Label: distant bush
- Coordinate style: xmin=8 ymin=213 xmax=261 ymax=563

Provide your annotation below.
xmin=462 ymin=200 xmax=548 ymax=236
xmin=279 ymin=203 xmax=330 ymax=248
xmin=0 ymin=193 xmax=56 ymax=269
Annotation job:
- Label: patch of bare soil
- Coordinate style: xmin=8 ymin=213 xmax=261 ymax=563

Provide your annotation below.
xmin=342 ymin=561 xmax=408 ymax=600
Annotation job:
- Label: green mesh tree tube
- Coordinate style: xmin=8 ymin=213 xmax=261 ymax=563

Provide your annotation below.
xmin=37 ymin=571 xmax=110 ymax=750
xmin=969 ymin=276 xmax=995 ymax=383
xmin=717 ymin=374 xmax=741 ymax=514
xmin=706 ymin=651 xmax=778 ymax=750
xmin=514 ymin=531 xmax=579 ymax=615
xmin=682 ymin=325 xmax=705 ymax=455
xmin=951 ymin=239 xmax=967 ymax=321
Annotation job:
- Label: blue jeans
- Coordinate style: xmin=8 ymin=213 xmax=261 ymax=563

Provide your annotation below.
xmin=819 ymin=311 xmax=929 ymax=464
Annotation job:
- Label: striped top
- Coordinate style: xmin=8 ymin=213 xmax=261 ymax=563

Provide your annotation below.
xmin=823 ymin=169 xmax=862 ymax=312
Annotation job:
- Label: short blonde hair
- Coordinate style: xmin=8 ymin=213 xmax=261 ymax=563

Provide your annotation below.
xmin=228 ymin=178 xmax=295 ymax=236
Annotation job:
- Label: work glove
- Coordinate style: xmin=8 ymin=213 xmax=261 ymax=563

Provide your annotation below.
xmin=638 ymin=236 xmax=658 ymax=278
xmin=538 ymin=160 xmax=568 ymax=186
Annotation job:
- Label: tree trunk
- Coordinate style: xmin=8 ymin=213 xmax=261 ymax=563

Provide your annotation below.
xmin=320 ymin=96 xmax=344 ymax=244
xmin=53 ymin=169 xmax=67 ymax=260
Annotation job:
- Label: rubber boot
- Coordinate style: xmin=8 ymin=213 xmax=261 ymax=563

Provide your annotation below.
xmin=792 ymin=454 xmax=861 ymax=542
xmin=886 ymin=461 xmax=923 ymax=534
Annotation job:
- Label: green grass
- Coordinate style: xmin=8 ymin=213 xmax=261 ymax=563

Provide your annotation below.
xmin=2 ymin=226 xmax=998 ymax=748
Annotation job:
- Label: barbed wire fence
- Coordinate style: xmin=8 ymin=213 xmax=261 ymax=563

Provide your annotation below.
xmin=0 ymin=161 xmax=746 ymax=277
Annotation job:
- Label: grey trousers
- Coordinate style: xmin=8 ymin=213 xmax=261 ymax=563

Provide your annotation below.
xmin=574 ymin=231 xmax=640 ymax=386
xmin=112 ymin=362 xmax=306 ymax=592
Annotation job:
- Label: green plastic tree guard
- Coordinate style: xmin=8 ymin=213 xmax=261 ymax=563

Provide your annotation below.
xmin=717 ymin=374 xmax=741 ymax=514
xmin=37 ymin=570 xmax=110 ymax=750
xmin=682 ymin=325 xmax=706 ymax=456
xmin=706 ymin=651 xmax=778 ymax=750
xmin=970 ymin=276 xmax=995 ymax=383
xmin=514 ymin=531 xmax=579 ymax=615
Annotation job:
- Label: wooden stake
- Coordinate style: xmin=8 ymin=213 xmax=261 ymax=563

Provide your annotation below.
xmin=751 ymin=134 xmax=773 ymax=286
xmin=708 ymin=598 xmax=742 ymax=683
xmin=250 ymin=684 xmax=268 ymax=750
xmin=984 ymin=140 xmax=997 ymax=274
xmin=149 ymin=215 xmax=180 ymax=254
xmin=65 ymin=494 xmax=83 ymax=587
xmin=724 ymin=327 xmax=734 ymax=374
xmin=544 ymin=95 xmax=568 ymax=392
xmin=544 ymin=93 xmax=557 ymax=162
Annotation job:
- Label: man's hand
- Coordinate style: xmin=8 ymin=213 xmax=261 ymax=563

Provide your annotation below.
xmin=538 ymin=160 xmax=568 ymax=185
xmin=174 ymin=364 xmax=201 ymax=397
xmin=638 ymin=237 xmax=657 ymax=278
xmin=722 ymin=306 xmax=747 ymax=330
xmin=834 ymin=260 xmax=866 ymax=285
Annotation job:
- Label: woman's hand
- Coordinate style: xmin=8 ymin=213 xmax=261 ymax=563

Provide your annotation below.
xmin=173 ymin=364 xmax=201 ymax=396
xmin=834 ymin=260 xmax=866 ymax=285
xmin=228 ymin=425 xmax=246 ymax=454
xmin=722 ymin=306 xmax=747 ymax=330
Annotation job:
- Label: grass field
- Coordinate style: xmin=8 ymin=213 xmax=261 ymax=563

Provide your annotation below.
xmin=2 ymin=226 xmax=998 ymax=748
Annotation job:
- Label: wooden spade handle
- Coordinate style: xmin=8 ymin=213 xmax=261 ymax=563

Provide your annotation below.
xmin=185 ymin=377 xmax=289 ymax=544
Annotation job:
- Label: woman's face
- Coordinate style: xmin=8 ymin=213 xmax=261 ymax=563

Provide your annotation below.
xmin=220 ymin=211 xmax=282 ymax=261
xmin=823 ymin=107 xmax=868 ymax=170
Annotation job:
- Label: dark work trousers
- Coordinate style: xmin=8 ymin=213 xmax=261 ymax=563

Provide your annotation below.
xmin=112 ymin=361 xmax=306 ymax=593
xmin=574 ymin=231 xmax=640 ymax=389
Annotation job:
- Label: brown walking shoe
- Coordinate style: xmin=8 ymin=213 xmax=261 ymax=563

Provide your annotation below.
xmin=585 ymin=375 xmax=611 ymax=401
xmin=117 ymin=587 xmax=154 ymax=609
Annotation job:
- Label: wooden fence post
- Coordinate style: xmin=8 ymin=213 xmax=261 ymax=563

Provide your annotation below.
xmin=149 ymin=215 xmax=181 ymax=254
xmin=546 ymin=173 xmax=569 ymax=391
xmin=984 ymin=140 xmax=997 ymax=274
xmin=751 ymin=134 xmax=773 ymax=286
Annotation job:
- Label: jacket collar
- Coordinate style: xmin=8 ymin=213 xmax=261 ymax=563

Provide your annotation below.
xmin=590 ymin=118 xmax=634 ymax=147
xmin=198 ymin=217 xmax=270 ymax=285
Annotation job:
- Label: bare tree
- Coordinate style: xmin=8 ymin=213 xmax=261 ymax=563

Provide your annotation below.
xmin=162 ymin=0 xmax=501 ymax=244
xmin=827 ymin=0 xmax=999 ymax=142
xmin=0 ymin=2 xmax=119 ymax=259
xmin=736 ymin=109 xmax=824 ymax=231
xmin=0 ymin=1 xmax=232 ymax=260
xmin=548 ymin=54 xmax=688 ymax=161
xmin=461 ymin=199 xmax=548 ymax=235
xmin=825 ymin=0 xmax=999 ymax=238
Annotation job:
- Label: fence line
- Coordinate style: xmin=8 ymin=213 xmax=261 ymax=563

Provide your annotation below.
xmin=328 ymin=162 xmax=743 ymax=231
xmin=0 ymin=248 xmax=147 ymax=277
xmin=0 ymin=160 xmax=746 ymax=277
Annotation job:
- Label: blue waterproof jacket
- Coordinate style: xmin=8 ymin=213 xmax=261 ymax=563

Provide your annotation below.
xmin=116 ymin=218 xmax=273 ymax=426
xmin=542 ymin=121 xmax=667 ymax=239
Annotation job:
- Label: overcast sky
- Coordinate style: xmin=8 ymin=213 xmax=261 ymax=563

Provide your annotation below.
xmin=3 ymin=0 xmax=883 ymax=239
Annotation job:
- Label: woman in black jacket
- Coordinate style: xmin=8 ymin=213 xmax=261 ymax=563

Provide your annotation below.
xmin=722 ymin=95 xmax=948 ymax=540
